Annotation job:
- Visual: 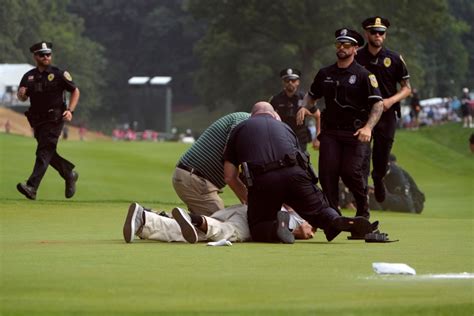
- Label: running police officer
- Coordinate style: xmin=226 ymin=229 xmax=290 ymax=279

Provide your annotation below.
xmin=16 ymin=41 xmax=80 ymax=200
xmin=269 ymin=68 xmax=320 ymax=152
xmin=298 ymin=28 xmax=384 ymax=219
xmin=223 ymin=102 xmax=378 ymax=243
xmin=356 ymin=17 xmax=411 ymax=203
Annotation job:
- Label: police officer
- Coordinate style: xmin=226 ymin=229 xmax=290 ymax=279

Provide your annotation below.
xmin=356 ymin=17 xmax=411 ymax=203
xmin=223 ymin=102 xmax=377 ymax=243
xmin=368 ymin=154 xmax=425 ymax=213
xmin=16 ymin=41 xmax=80 ymax=200
xmin=299 ymin=28 xmax=384 ymax=219
xmin=269 ymin=68 xmax=320 ymax=151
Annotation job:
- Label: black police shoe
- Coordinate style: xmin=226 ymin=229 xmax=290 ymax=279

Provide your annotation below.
xmin=324 ymin=227 xmax=341 ymax=242
xmin=334 ymin=216 xmax=372 ymax=237
xmin=348 ymin=220 xmax=379 ymax=240
xmin=17 ymin=183 xmax=37 ymax=200
xmin=374 ymin=178 xmax=386 ymax=202
xmin=276 ymin=211 xmax=295 ymax=244
xmin=65 ymin=171 xmax=79 ymax=199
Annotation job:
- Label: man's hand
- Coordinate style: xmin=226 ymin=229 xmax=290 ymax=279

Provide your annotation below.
xmin=17 ymin=87 xmax=28 ymax=101
xmin=296 ymin=107 xmax=311 ymax=125
xmin=382 ymin=98 xmax=393 ymax=112
xmin=62 ymin=110 xmax=73 ymax=122
xmin=292 ymin=222 xmax=315 ymax=239
xmin=353 ymin=125 xmax=372 ymax=142
xmin=312 ymin=138 xmax=320 ymax=150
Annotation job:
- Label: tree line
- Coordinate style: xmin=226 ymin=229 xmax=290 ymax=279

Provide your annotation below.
xmin=1 ymin=0 xmax=472 ymax=131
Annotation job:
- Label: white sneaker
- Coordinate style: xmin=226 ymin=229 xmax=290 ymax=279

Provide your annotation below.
xmin=172 ymin=207 xmax=198 ymax=243
xmin=123 ymin=202 xmax=145 ymax=243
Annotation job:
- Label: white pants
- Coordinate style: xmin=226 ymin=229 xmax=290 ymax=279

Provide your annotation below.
xmin=139 ymin=204 xmax=250 ymax=242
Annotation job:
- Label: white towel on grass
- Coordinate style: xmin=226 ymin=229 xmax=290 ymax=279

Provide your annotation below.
xmin=207 ymin=239 xmax=232 ymax=246
xmin=372 ymin=262 xmax=416 ymax=275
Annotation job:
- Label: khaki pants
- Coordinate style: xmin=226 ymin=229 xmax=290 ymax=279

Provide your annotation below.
xmin=139 ymin=204 xmax=251 ymax=243
xmin=172 ymin=167 xmax=224 ymax=216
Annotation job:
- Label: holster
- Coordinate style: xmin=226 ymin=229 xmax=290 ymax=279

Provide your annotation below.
xmin=241 ymin=162 xmax=253 ymax=187
xmin=25 ymin=107 xmax=63 ymax=128
xmin=296 ymin=151 xmax=318 ymax=184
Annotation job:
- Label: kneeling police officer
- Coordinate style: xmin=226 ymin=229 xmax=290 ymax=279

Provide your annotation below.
xmin=223 ymin=102 xmax=378 ymax=243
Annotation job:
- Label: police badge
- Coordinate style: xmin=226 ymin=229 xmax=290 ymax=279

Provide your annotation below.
xmin=349 ymin=75 xmax=357 ymax=84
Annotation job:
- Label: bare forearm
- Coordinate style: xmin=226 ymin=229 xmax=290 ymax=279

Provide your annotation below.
xmin=384 ymin=80 xmax=411 ymax=109
xmin=228 ymin=178 xmax=248 ymax=204
xmin=366 ymin=101 xmax=383 ymax=130
xmin=68 ymin=88 xmax=80 ymax=111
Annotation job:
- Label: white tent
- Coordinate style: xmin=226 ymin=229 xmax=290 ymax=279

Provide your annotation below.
xmin=0 ymin=63 xmax=35 ymax=106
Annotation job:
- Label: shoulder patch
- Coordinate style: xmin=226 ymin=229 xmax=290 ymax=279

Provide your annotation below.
xmin=383 ymin=57 xmax=391 ymax=68
xmin=63 ymin=71 xmax=72 ymax=81
xmin=48 ymin=73 xmax=55 ymax=81
xmin=369 ymin=74 xmax=379 ymax=88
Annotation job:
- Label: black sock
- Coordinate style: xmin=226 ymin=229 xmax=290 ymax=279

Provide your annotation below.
xmin=189 ymin=213 xmax=203 ymax=227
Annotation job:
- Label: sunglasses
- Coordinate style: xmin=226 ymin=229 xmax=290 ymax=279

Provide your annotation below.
xmin=335 ymin=42 xmax=354 ymax=49
xmin=283 ymin=79 xmax=299 ymax=83
xmin=369 ymin=30 xmax=386 ymax=36
xmin=36 ymin=53 xmax=51 ymax=58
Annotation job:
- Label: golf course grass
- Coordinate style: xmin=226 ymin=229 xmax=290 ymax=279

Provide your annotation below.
xmin=0 ymin=123 xmax=472 ymax=315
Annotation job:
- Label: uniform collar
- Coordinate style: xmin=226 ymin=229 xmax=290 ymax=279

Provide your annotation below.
xmin=334 ymin=60 xmax=359 ymax=74
xmin=36 ymin=65 xmax=53 ymax=73
xmin=363 ymin=44 xmax=386 ymax=57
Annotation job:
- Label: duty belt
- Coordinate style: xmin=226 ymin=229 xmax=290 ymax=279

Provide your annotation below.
xmin=324 ymin=119 xmax=365 ymax=131
xmin=177 ymin=162 xmax=208 ymax=180
xmin=248 ymin=156 xmax=297 ymax=176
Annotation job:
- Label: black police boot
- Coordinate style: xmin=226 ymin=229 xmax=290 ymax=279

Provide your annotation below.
xmin=373 ymin=178 xmax=386 ymax=203
xmin=324 ymin=227 xmax=341 ymax=242
xmin=276 ymin=211 xmax=295 ymax=244
xmin=65 ymin=171 xmax=79 ymax=199
xmin=348 ymin=220 xmax=379 ymax=240
xmin=333 ymin=216 xmax=373 ymax=238
xmin=17 ymin=183 xmax=37 ymax=200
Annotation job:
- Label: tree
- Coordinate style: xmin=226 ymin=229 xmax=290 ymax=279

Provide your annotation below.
xmin=188 ymin=0 xmax=469 ymax=109
xmin=69 ymin=0 xmax=204 ymax=131
xmin=0 ymin=0 xmax=106 ymax=122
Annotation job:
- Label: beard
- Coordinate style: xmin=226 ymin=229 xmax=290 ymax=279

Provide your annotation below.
xmin=368 ymin=38 xmax=383 ymax=48
xmin=337 ymin=51 xmax=351 ymax=60
xmin=285 ymin=84 xmax=296 ymax=94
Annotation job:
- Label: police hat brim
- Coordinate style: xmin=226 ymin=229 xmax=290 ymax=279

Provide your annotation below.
xmin=34 ymin=48 xmax=52 ymax=54
xmin=281 ymin=74 xmax=300 ymax=80
xmin=367 ymin=26 xmax=387 ymax=32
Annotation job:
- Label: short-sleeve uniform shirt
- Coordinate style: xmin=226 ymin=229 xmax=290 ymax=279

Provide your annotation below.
xmin=356 ymin=46 xmax=409 ymax=116
xmin=308 ymin=61 xmax=382 ymax=131
xmin=224 ymin=114 xmax=299 ymax=167
xmin=19 ymin=66 xmax=77 ymax=113
xmin=269 ymin=90 xmax=310 ymax=144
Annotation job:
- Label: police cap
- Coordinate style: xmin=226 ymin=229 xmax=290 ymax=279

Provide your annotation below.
xmin=280 ymin=68 xmax=301 ymax=80
xmin=362 ymin=16 xmax=390 ymax=31
xmin=29 ymin=42 xmax=53 ymax=54
xmin=335 ymin=28 xmax=364 ymax=46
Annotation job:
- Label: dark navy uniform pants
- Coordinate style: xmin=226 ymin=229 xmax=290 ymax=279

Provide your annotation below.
xmin=371 ymin=111 xmax=397 ymax=181
xmin=27 ymin=120 xmax=75 ymax=189
xmin=318 ymin=130 xmax=371 ymax=218
xmin=247 ymin=165 xmax=340 ymax=242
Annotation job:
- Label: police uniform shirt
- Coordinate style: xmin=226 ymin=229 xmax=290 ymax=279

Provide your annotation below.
xmin=224 ymin=114 xmax=299 ymax=167
xmin=356 ymin=45 xmax=409 ymax=115
xmin=308 ymin=61 xmax=382 ymax=130
xmin=19 ymin=66 xmax=77 ymax=113
xmin=269 ymin=90 xmax=310 ymax=144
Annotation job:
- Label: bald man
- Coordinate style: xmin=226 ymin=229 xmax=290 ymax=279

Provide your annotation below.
xmin=223 ymin=102 xmax=377 ymax=244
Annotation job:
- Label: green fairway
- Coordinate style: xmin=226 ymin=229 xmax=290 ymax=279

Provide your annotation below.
xmin=0 ymin=124 xmax=473 ymax=315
